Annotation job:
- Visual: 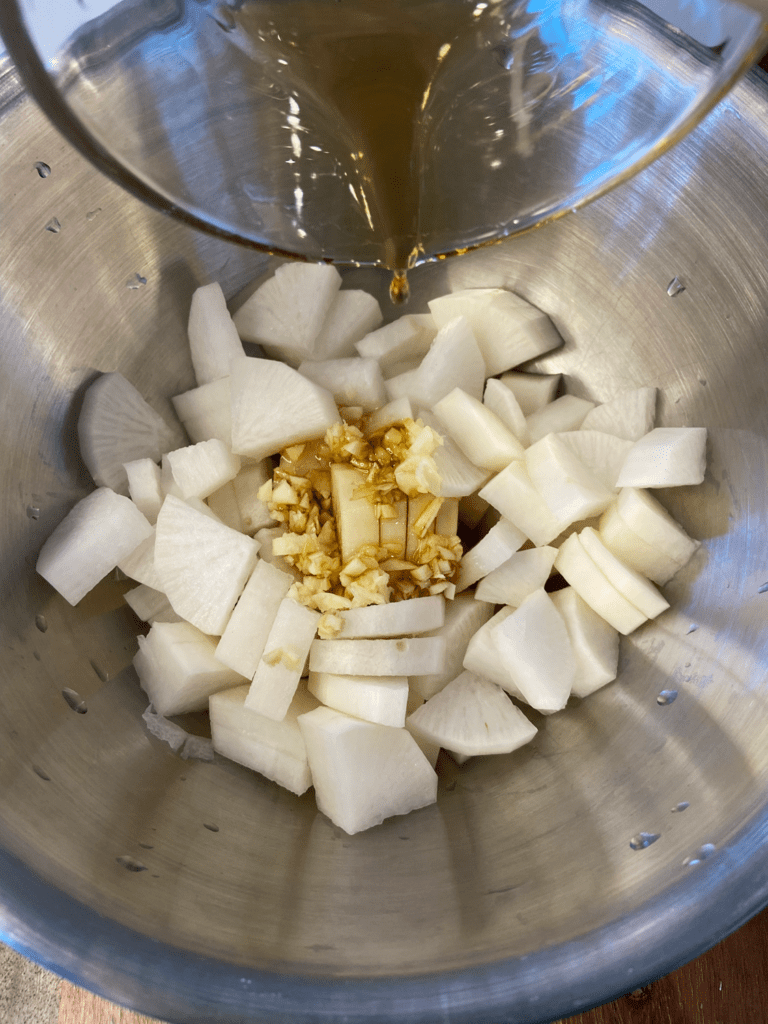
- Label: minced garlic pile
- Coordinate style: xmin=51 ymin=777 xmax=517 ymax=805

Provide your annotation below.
xmin=257 ymin=413 xmax=462 ymax=637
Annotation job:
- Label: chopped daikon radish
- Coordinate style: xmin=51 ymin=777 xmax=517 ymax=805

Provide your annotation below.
xmin=598 ymin=503 xmax=686 ymax=584
xmin=474 ymin=546 xmax=557 ymax=606
xmin=229 ymin=356 xmax=339 ymax=461
xmin=298 ymin=357 xmax=386 ymax=411
xmin=334 ymin=595 xmax=444 ymax=639
xmin=298 ymin=706 xmax=437 ymax=834
xmin=37 ymin=487 xmax=153 ymax=605
xmin=356 ymin=314 xmax=436 ymax=372
xmin=154 ymin=494 xmax=259 ymax=635
xmin=313 ymin=289 xmax=383 ymax=359
xmin=525 ymin=434 xmax=614 ymax=527
xmin=612 ymin=487 xmax=700 ymax=572
xmin=556 ymin=431 xmax=634 ymax=491
xmin=124 ymin=458 xmax=164 ymax=524
xmin=579 ymin=527 xmax=670 ymax=619
xmin=435 ymin=497 xmax=459 ymax=536
xmin=384 ymin=316 xmax=485 ymax=408
xmin=463 ymin=607 xmax=524 ymax=700
xmin=580 ymin=387 xmax=657 ymax=441
xmin=479 ymin=462 xmax=562 ymax=546
xmin=491 ymin=588 xmax=575 ymax=713
xmin=379 ymin=497 xmax=408 ymax=559
xmin=215 ymin=559 xmax=294 ymax=678
xmin=365 ymin=396 xmax=413 ymax=434
xmin=554 ymin=533 xmax=647 ymax=634
xmin=309 ymin=636 xmax=447 ymax=677
xmin=408 ymin=671 xmax=537 ymax=757
xmin=455 ymin=518 xmax=526 ymax=592
xmin=500 ymin=370 xmax=561 ymax=416
xmin=483 ymin=378 xmax=530 ymax=446
xmin=125 ymin=584 xmax=181 ymax=624
xmin=526 ymin=394 xmax=595 ymax=445
xmin=166 ymin=438 xmax=241 ymax=500
xmin=233 ymin=263 xmax=342 ymax=365
xmin=405 ymin=494 xmax=440 ymax=560
xmin=206 ymin=481 xmax=244 ymax=532
xmin=550 ymin=587 xmax=619 ymax=698
xmin=117 ymin=529 xmax=161 ymax=590
xmin=331 ymin=463 xmax=380 ymax=562
xmin=231 ymin=460 xmax=273 ymax=535
xmin=187 ymin=282 xmax=245 ymax=385
xmin=411 ymin=594 xmax=495 ymax=700
xmin=78 ymin=372 xmax=181 ymax=494
xmin=308 ymin=671 xmax=409 ymax=727
xmin=245 ymin=599 xmax=320 ymax=721
xmin=433 ymin=387 xmax=525 ymax=474
xmin=134 ymin=620 xmax=244 ymax=716
xmin=172 ymin=377 xmax=232 ymax=446
xmin=210 ymin=684 xmax=319 ymax=795
xmin=428 ymin=288 xmax=562 ymax=376
xmin=616 ymin=427 xmax=707 ymax=488
xmin=417 ymin=412 xmax=491 ymax=498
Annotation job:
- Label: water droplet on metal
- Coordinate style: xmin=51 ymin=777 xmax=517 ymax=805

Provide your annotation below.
xmin=667 ymin=276 xmax=685 ymax=297
xmin=32 ymin=765 xmax=51 ymax=781
xmin=33 ymin=651 xmax=41 ymax=661
xmin=26 ymin=505 xmax=40 ymax=520
xmin=90 ymin=660 xmax=109 ymax=683
xmin=34 ymin=161 xmax=51 ymax=178
xmin=138 ymin=843 xmax=154 ymax=850
xmin=629 ymin=832 xmax=661 ymax=850
xmin=203 ymin=822 xmax=220 ymax=833
xmin=211 ymin=5 xmax=237 ymax=30
xmin=44 ymin=217 xmax=61 ymax=234
xmin=683 ymin=843 xmax=715 ymax=866
xmin=671 ymin=801 xmax=690 ymax=813
xmin=126 ymin=273 xmax=147 ymax=290
xmin=686 ymin=623 xmax=698 ymax=634
xmin=758 ymin=582 xmax=768 ymax=594
xmin=86 ymin=208 xmax=102 ymax=221
xmin=116 ymin=855 xmax=148 ymax=872
xmin=62 ymin=688 xmax=88 ymax=714
xmin=35 ymin=614 xmax=48 ymax=633
xmin=657 ymin=689 xmax=678 ymax=706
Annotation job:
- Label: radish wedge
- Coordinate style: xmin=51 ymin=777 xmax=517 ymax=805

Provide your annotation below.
xmin=616 ymin=427 xmax=707 ymax=488
xmin=554 ymin=533 xmax=647 ymax=635
xmin=384 ymin=315 xmax=486 ymax=409
xmin=334 ymin=595 xmax=445 ymax=639
xmin=579 ymin=527 xmax=669 ymax=619
xmin=479 ymin=461 xmax=564 ymax=547
xmin=550 ymin=587 xmax=619 ymax=698
xmin=433 ymin=388 xmax=525 ymax=473
xmin=187 ymin=282 xmax=245 ymax=386
xmin=411 ymin=594 xmax=495 ymax=700
xmin=309 ymin=637 xmax=446 ymax=677
xmin=308 ymin=672 xmax=409 ymax=727
xmin=527 ymin=395 xmax=595 ymax=445
xmin=474 ymin=546 xmax=557 ymax=607
xmin=455 ymin=518 xmax=526 ymax=592
xmin=500 ymin=371 xmax=560 ymax=416
xmin=298 ymin=357 xmax=386 ymax=411
xmin=215 ymin=559 xmax=294 ymax=679
xmin=598 ymin=503 xmax=687 ymax=585
xmin=580 ymin=387 xmax=656 ymax=441
xmin=313 ymin=289 xmax=383 ymax=359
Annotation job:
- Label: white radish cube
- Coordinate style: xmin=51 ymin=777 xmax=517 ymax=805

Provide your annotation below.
xmin=37 ymin=488 xmax=153 ymax=606
xmin=475 ymin=546 xmax=557 ymax=606
xmin=215 ymin=559 xmax=294 ymax=678
xmin=550 ymin=587 xmax=620 ymax=698
xmin=335 ymin=595 xmax=444 ymax=639
xmin=245 ymin=599 xmax=320 ymax=721
xmin=615 ymin=427 xmax=707 ymax=488
xmin=210 ymin=684 xmax=318 ymax=795
xmin=525 ymin=434 xmax=615 ymax=526
xmin=313 ymin=289 xmax=383 ymax=359
xmin=124 ymin=458 xmax=164 ymax=524
xmin=154 ymin=494 xmax=259 ymax=635
xmin=331 ymin=463 xmax=380 ymax=562
xmin=297 ymin=706 xmax=437 ymax=834
xmin=598 ymin=503 xmax=686 ymax=585
xmin=462 ymin=607 xmax=524 ymax=700
xmin=411 ymin=594 xmax=495 ymax=700
xmin=500 ymin=371 xmax=561 ymax=416
xmin=232 ymin=460 xmax=274 ymax=534
xmin=483 ymin=378 xmax=530 ymax=446
xmin=408 ymin=671 xmax=537 ymax=757
xmin=78 ymin=372 xmax=181 ymax=494
xmin=433 ymin=388 xmax=525 ymax=474
xmin=187 ymin=282 xmax=245 ymax=386
xmin=554 ymin=533 xmax=647 ymax=635
xmin=298 ymin=357 xmax=386 ymax=411
xmin=365 ymin=396 xmax=413 ymax=434
xmin=134 ymin=620 xmax=244 ymax=716
xmin=172 ymin=377 xmax=232 ymax=446
xmin=356 ymin=314 xmax=436 ymax=372
xmin=233 ymin=263 xmax=342 ymax=365
xmin=206 ymin=481 xmax=244 ymax=532
xmin=229 ymin=356 xmax=340 ymax=461
xmin=579 ymin=527 xmax=669 ymax=619
xmin=616 ymin=487 xmax=701 ymax=567
xmin=428 ymin=289 xmax=562 ymax=376
xmin=308 ymin=671 xmax=409 ymax=727
xmin=384 ymin=316 xmax=486 ymax=408
xmin=379 ymin=498 xmax=408 ymax=559
xmin=309 ymin=636 xmax=446 ymax=677
xmin=479 ymin=461 xmax=563 ymax=547
xmin=491 ymin=588 xmax=575 ymax=713
xmin=405 ymin=494 xmax=440 ymax=560
xmin=125 ymin=584 xmax=181 ymax=624
xmin=417 ymin=412 xmax=491 ymax=498
xmin=455 ymin=518 xmax=526 ymax=592
xmin=435 ymin=496 xmax=459 ymax=536
xmin=580 ymin=387 xmax=657 ymax=441
xmin=117 ymin=529 xmax=161 ymax=590
xmin=166 ymin=438 xmax=241 ymax=500
xmin=556 ymin=431 xmax=634 ymax=491
xmin=527 ymin=395 xmax=595 ymax=445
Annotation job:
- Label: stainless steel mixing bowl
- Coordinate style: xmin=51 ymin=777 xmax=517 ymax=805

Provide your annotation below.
xmin=2 ymin=49 xmax=768 ymax=1024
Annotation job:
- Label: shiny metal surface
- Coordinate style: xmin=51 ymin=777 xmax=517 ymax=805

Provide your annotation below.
xmin=0 ymin=0 xmax=766 ymax=268
xmin=2 ymin=50 xmax=768 ymax=1024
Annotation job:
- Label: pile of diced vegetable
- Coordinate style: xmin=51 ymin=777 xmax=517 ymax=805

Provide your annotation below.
xmin=36 ymin=263 xmax=706 ymax=835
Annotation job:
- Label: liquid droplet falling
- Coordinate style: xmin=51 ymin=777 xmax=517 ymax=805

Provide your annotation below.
xmin=671 ymin=801 xmax=690 ymax=813
xmin=657 ymin=689 xmax=678 ymax=706
xmin=26 ymin=505 xmax=40 ymax=520
xmin=629 ymin=832 xmax=661 ymax=850
xmin=86 ymin=208 xmax=102 ymax=221
xmin=35 ymin=614 xmax=48 ymax=633
xmin=667 ymin=276 xmax=685 ymax=297
xmin=62 ymin=688 xmax=88 ymax=714
xmin=686 ymin=623 xmax=698 ymax=634
xmin=44 ymin=217 xmax=61 ymax=233
xmin=683 ymin=843 xmax=716 ymax=866
xmin=389 ymin=270 xmax=409 ymax=305
xmin=34 ymin=161 xmax=51 ymax=178
xmin=116 ymin=855 xmax=148 ymax=872
xmin=32 ymin=765 xmax=51 ymax=782
xmin=126 ymin=273 xmax=147 ymax=290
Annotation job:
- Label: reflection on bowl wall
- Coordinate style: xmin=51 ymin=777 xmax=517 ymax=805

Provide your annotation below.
xmin=2 ymin=48 xmax=768 ymax=1024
